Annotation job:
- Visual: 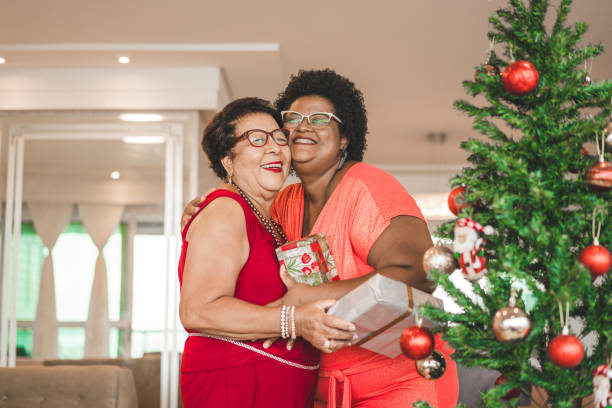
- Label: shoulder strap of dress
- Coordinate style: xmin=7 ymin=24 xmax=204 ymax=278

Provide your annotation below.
xmin=181 ymin=189 xmax=257 ymax=244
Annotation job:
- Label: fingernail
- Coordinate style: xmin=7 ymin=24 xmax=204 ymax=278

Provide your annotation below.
xmin=352 ymin=333 xmax=359 ymax=341
xmin=349 ymin=324 xmax=356 ymax=331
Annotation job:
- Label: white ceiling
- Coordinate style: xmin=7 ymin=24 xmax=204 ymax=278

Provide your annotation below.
xmin=0 ymin=0 xmax=611 ymax=167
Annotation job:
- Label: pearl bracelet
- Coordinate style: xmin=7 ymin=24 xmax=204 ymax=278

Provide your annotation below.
xmin=281 ymin=305 xmax=288 ymax=339
xmin=290 ymin=305 xmax=296 ymax=340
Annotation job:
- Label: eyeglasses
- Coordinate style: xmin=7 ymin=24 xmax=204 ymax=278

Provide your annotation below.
xmin=281 ymin=111 xmax=343 ymax=128
xmin=237 ymin=128 xmax=289 ymax=147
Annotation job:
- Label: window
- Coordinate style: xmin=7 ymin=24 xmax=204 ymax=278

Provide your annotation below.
xmin=16 ymin=222 xmax=124 ymax=358
xmin=131 ymin=226 xmax=187 ymax=357
xmin=131 ymin=232 xmax=168 ymax=357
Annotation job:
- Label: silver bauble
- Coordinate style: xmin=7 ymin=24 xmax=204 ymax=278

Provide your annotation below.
xmin=492 ymin=306 xmax=531 ymax=342
xmin=422 ymin=246 xmax=457 ymax=275
xmin=415 ymin=350 xmax=447 ymax=380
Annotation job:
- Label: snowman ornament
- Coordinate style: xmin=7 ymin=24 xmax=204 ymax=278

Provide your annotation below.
xmin=594 ymin=364 xmax=612 ymax=408
xmin=453 ymin=218 xmax=494 ymax=281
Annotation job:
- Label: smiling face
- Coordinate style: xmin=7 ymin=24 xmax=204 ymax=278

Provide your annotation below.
xmin=285 ymin=95 xmax=348 ymax=175
xmin=222 ymin=112 xmax=291 ymax=198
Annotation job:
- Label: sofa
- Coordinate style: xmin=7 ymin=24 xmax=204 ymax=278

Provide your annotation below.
xmin=43 ymin=354 xmax=169 ymax=408
xmin=0 ymin=365 xmax=138 ymax=408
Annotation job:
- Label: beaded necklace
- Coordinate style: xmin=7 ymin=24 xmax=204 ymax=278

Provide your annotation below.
xmin=231 ymin=181 xmax=288 ymax=247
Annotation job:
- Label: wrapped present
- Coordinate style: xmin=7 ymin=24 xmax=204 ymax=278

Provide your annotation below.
xmin=327 ymin=274 xmax=442 ymax=358
xmin=275 ymin=234 xmax=338 ymax=286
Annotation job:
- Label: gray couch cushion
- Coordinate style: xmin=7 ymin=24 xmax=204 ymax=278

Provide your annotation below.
xmin=0 ymin=365 xmax=138 ymax=408
xmin=44 ymin=358 xmax=159 ymax=408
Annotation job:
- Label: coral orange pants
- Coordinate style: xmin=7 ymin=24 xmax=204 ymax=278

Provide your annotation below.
xmin=314 ymin=335 xmax=458 ymax=408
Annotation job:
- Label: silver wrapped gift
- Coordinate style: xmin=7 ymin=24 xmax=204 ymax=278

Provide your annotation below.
xmin=327 ymin=274 xmax=442 ymax=358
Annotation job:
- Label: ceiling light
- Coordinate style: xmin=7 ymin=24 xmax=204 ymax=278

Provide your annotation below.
xmin=0 ymin=57 xmax=5 ymax=64
xmin=119 ymin=113 xmax=164 ymax=122
xmin=110 ymin=171 xmax=121 ymax=180
xmin=123 ymin=136 xmax=165 ymax=144
xmin=118 ymin=56 xmax=130 ymax=64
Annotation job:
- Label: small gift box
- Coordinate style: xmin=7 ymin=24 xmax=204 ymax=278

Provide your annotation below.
xmin=327 ymin=274 xmax=442 ymax=358
xmin=275 ymin=234 xmax=338 ymax=286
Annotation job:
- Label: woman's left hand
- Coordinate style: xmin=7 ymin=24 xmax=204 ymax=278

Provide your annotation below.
xmin=279 ymin=263 xmax=296 ymax=289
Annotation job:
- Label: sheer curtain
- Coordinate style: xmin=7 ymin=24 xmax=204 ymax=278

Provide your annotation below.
xmin=79 ymin=204 xmax=124 ymax=358
xmin=28 ymin=202 xmax=74 ymax=359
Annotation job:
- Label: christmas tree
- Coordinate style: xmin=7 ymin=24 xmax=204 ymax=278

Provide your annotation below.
xmin=415 ymin=0 xmax=612 ymax=407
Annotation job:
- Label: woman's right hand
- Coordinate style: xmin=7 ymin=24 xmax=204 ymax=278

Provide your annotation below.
xmin=180 ymin=189 xmax=217 ymax=231
xmin=295 ymin=299 xmax=357 ymax=353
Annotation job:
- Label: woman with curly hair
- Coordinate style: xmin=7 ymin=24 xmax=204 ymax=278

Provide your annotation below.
xmin=183 ymin=70 xmax=458 ymax=407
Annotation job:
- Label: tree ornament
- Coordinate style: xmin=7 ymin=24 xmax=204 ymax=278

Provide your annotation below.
xmin=453 ymin=218 xmax=494 ymax=281
xmin=548 ymin=302 xmax=584 ymax=368
xmin=494 ymin=375 xmax=520 ymax=401
xmin=580 ymin=245 xmax=611 ymax=278
xmin=474 ymin=39 xmax=500 ymax=81
xmin=422 ymin=245 xmax=457 ymax=275
xmin=447 ymin=186 xmax=469 ymax=216
xmin=475 ymin=64 xmax=500 ymax=81
xmin=502 ymin=60 xmax=539 ymax=95
xmin=492 ymin=291 xmax=531 ymax=342
xmin=580 ymin=207 xmax=611 ymax=278
xmin=400 ymin=326 xmax=435 ymax=360
xmin=593 ymin=363 xmax=612 ymax=408
xmin=586 ymin=130 xmax=612 ymax=190
xmin=549 ymin=333 xmax=584 ymax=368
xmin=416 ymin=350 xmax=447 ymax=380
xmin=587 ymin=161 xmax=612 ymax=189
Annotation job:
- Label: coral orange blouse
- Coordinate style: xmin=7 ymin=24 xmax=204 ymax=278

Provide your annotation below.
xmin=272 ymin=162 xmax=458 ymax=408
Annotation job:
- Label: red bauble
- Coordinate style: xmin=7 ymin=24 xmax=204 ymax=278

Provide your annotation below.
xmin=494 ymin=375 xmax=520 ymax=400
xmin=548 ymin=334 xmax=584 ymax=368
xmin=586 ymin=160 xmax=612 ymax=189
xmin=579 ymin=244 xmax=611 ymax=278
xmin=448 ymin=186 xmax=469 ymax=216
xmin=400 ymin=326 xmax=435 ymax=360
xmin=502 ymin=61 xmax=539 ymax=95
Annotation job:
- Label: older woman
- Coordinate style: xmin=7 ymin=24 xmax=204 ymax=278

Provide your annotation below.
xmin=183 ymin=71 xmax=459 ymax=407
xmin=178 ymin=97 xmax=356 ymax=408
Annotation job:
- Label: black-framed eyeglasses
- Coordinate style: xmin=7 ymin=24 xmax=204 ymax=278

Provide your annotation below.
xmin=238 ymin=128 xmax=290 ymax=147
xmin=281 ymin=111 xmax=343 ymax=128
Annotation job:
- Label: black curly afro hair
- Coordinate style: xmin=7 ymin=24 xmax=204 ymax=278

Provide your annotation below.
xmin=202 ymin=97 xmax=281 ymax=180
xmin=274 ymin=69 xmax=367 ymax=162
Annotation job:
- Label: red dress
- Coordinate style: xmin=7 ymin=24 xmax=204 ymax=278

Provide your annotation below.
xmin=179 ymin=190 xmax=320 ymax=408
